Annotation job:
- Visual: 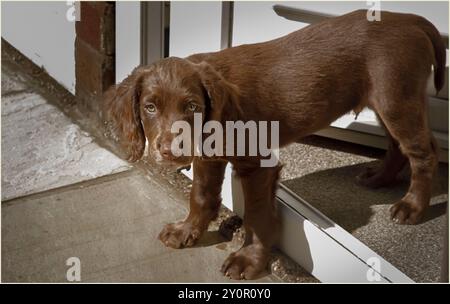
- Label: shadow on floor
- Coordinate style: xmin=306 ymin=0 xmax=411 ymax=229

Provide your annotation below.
xmin=282 ymin=160 xmax=448 ymax=233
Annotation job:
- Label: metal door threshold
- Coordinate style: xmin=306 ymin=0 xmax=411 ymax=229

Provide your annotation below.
xmin=275 ymin=183 xmax=414 ymax=283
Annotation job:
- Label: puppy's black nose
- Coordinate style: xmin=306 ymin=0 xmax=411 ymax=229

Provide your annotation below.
xmin=160 ymin=142 xmax=175 ymax=161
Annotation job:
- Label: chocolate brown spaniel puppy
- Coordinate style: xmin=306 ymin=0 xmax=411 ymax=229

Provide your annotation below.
xmin=103 ymin=10 xmax=446 ymax=280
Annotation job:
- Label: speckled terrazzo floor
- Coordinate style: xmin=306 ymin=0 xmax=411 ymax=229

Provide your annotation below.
xmin=280 ymin=135 xmax=448 ymax=283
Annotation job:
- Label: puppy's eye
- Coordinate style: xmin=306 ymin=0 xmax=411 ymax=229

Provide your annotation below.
xmin=145 ymin=103 xmax=156 ymax=113
xmin=187 ymin=102 xmax=198 ymax=112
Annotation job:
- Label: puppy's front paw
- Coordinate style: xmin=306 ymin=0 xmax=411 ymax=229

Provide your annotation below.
xmin=221 ymin=246 xmax=269 ymax=280
xmin=158 ymin=221 xmax=202 ymax=249
xmin=390 ymin=200 xmax=425 ymax=225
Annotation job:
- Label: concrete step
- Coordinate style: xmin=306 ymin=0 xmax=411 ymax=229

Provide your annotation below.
xmin=1 ymin=61 xmax=130 ymax=201
xmin=2 ymin=170 xmax=281 ymax=282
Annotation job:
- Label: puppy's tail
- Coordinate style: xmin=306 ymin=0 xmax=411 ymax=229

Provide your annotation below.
xmin=418 ymin=18 xmax=447 ymax=94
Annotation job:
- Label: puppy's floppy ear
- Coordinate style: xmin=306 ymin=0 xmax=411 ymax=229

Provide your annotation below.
xmin=196 ymin=62 xmax=242 ymax=122
xmin=103 ymin=67 xmax=147 ymax=162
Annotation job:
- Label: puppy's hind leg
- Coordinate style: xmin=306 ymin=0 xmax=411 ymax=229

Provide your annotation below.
xmin=356 ymin=114 xmax=408 ymax=188
xmin=372 ymin=95 xmax=438 ymax=225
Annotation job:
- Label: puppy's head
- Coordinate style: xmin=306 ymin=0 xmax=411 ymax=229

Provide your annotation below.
xmin=103 ymin=57 xmax=239 ymax=169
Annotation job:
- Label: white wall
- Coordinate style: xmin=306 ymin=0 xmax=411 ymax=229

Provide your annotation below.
xmin=169 ymin=1 xmax=222 ymax=58
xmin=1 ymin=1 xmax=76 ymax=93
xmin=2 ymin=1 xmax=447 ymax=95
xmin=116 ymin=1 xmax=222 ymax=82
xmin=116 ymin=1 xmax=140 ymax=83
xmin=233 ymin=1 xmax=449 ymax=46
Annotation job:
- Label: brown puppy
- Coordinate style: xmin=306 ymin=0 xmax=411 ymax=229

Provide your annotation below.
xmin=103 ymin=10 xmax=446 ymax=280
